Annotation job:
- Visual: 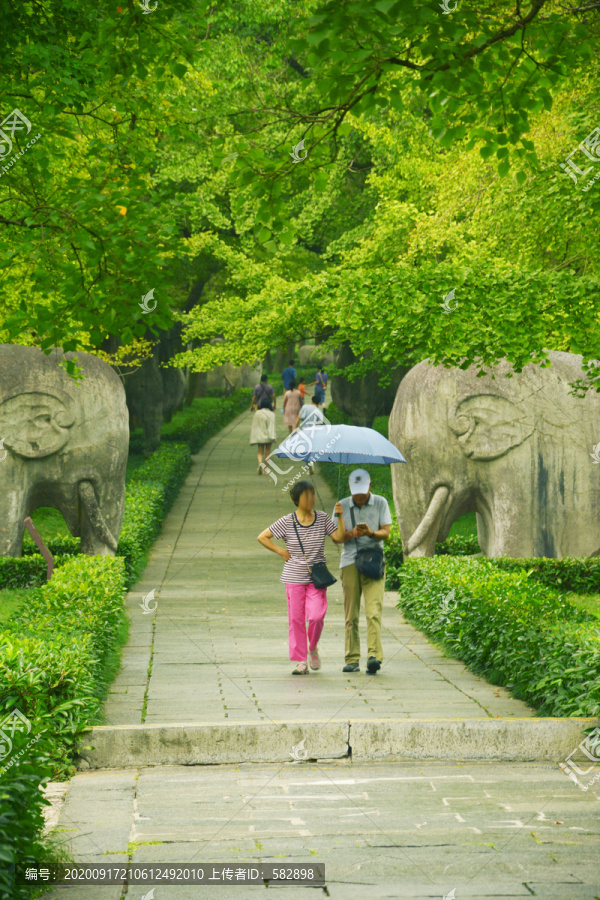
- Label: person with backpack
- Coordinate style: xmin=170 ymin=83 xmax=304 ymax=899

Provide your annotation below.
xmin=250 ymin=374 xmax=276 ymax=412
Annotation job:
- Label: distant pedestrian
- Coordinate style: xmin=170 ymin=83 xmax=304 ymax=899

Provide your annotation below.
xmin=315 ymin=367 xmax=328 ymax=405
xmin=294 ymin=395 xmax=326 ymax=430
xmin=282 ymin=360 xmax=297 ymax=392
xmin=334 ymin=469 xmax=392 ymax=674
xmin=283 ymin=380 xmax=303 ymax=434
xmin=251 ymin=374 xmax=276 ymax=412
xmin=258 ymin=481 xmax=345 ymax=674
xmin=296 ymin=395 xmax=326 ymax=474
xmin=298 ymin=377 xmax=306 ymax=400
xmin=250 ymin=392 xmax=276 ymax=475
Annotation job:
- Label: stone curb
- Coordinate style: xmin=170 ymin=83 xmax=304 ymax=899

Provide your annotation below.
xmin=77 ymin=717 xmax=598 ymax=769
xmin=349 ymin=717 xmax=599 ymax=762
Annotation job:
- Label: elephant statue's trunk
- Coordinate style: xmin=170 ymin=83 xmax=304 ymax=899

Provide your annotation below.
xmin=406 ymin=485 xmax=450 ymax=555
xmin=78 ymin=481 xmax=118 ymax=553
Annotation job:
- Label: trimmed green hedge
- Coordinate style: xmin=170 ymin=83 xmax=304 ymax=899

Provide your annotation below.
xmin=397 ymin=556 xmax=600 ymax=717
xmin=0 ymin=391 xmax=249 ymax=898
xmin=129 ymin=388 xmax=252 ymax=454
xmin=0 ymin=442 xmax=190 ymax=899
xmin=0 ymin=556 xmax=127 ymax=772
xmin=385 ymin=529 xmax=481 ymax=589
xmin=0 ymin=555 xmax=127 ymax=899
xmin=489 ymin=556 xmax=600 ymax=594
xmin=0 ymin=731 xmax=62 ymax=900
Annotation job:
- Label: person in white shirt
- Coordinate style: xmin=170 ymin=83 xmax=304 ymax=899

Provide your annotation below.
xmin=294 ymin=395 xmax=326 ymax=430
xmin=333 ymin=469 xmax=392 ymax=674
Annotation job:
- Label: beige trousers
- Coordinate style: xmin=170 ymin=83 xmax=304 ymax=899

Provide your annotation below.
xmin=341 ymin=563 xmax=385 ymax=664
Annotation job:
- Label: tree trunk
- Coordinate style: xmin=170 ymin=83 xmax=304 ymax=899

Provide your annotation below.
xmin=331 ymin=342 xmax=408 ymax=427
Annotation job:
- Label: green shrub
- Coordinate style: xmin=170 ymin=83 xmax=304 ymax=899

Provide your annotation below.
xmin=385 ymin=530 xmax=481 ymax=588
xmin=0 ymin=555 xmax=126 ymax=768
xmin=0 ymin=557 xmax=49 ymax=590
xmin=321 ymin=401 xmax=345 ymax=425
xmin=490 ymin=556 xmax=600 ymax=594
xmin=0 ymin=554 xmax=127 ymax=898
xmin=130 ymin=441 xmax=191 ymax=515
xmin=0 ymin=730 xmax=61 ymax=900
xmin=129 ymin=388 xmax=251 ymax=455
xmin=397 ymin=555 xmax=600 ymax=717
xmin=0 ymin=394 xmax=244 ymax=895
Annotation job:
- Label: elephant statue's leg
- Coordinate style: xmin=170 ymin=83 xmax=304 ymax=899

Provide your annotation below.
xmin=0 ymin=488 xmax=28 ymax=556
xmin=78 ymin=481 xmax=119 ymax=556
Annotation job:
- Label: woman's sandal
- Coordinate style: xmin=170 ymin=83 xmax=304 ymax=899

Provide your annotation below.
xmin=292 ymin=661 xmax=309 ymax=674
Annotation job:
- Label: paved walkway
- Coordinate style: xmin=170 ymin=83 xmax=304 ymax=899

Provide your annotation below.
xmin=45 ymin=759 xmax=600 ymax=899
xmin=103 ymin=404 xmax=534 ymax=726
xmin=42 ymin=404 xmax=600 ymax=899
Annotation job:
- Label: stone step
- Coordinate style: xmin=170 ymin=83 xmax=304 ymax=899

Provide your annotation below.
xmin=77 ymin=716 xmax=597 ymax=769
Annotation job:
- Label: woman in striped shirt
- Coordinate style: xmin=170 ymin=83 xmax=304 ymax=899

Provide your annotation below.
xmin=258 ymin=481 xmax=346 ymax=674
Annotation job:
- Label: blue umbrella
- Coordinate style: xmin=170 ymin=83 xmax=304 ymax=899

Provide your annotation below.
xmin=273 ymin=422 xmax=405 ymax=501
xmin=273 ymin=423 xmax=406 ymax=465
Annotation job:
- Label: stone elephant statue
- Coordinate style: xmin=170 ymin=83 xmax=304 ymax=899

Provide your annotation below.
xmin=389 ymin=350 xmax=600 ymax=559
xmin=0 ymin=345 xmax=129 ymax=557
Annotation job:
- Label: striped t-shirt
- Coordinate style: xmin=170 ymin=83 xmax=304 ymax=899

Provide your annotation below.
xmin=269 ymin=510 xmax=338 ymax=584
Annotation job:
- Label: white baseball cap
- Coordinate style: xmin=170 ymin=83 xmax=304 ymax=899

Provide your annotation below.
xmin=349 ymin=468 xmax=371 ymax=495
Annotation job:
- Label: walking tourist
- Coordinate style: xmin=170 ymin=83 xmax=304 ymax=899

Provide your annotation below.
xmin=315 ymin=366 xmax=328 ymax=405
xmin=283 ymin=379 xmax=303 ymax=434
xmin=282 ymin=360 xmax=297 ymax=392
xmin=258 ymin=481 xmax=345 ymax=674
xmin=250 ymin=392 xmax=276 ymax=475
xmin=294 ymin=394 xmax=326 ymax=430
xmin=251 ymin=373 xmax=276 ymax=411
xmin=335 ymin=469 xmax=392 ymax=674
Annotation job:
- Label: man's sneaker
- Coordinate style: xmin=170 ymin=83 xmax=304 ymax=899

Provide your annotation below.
xmin=367 ymin=656 xmax=381 ymax=674
xmin=342 ymin=663 xmax=360 ymax=672
xmin=292 ymin=661 xmax=309 ymax=674
xmin=309 ymin=648 xmax=321 ymax=670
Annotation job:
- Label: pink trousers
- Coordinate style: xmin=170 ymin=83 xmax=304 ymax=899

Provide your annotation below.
xmin=284 ymin=582 xmax=328 ymax=662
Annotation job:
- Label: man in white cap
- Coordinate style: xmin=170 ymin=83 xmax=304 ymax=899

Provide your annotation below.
xmin=333 ymin=469 xmax=392 ymax=673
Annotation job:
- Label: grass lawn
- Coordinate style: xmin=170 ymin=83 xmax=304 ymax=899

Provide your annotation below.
xmin=0 ymin=588 xmax=31 ymax=625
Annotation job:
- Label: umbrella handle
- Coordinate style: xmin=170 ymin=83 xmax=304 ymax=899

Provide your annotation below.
xmin=333 ymin=462 xmax=341 ymax=514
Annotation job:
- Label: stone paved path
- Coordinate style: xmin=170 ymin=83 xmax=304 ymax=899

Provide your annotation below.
xmin=46 ymin=760 xmax=600 ymax=899
xmin=43 ymin=404 xmax=600 ymax=899
xmin=103 ymin=404 xmax=534 ymax=726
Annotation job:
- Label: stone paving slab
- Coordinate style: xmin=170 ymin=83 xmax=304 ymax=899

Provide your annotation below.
xmin=101 ymin=408 xmax=536 ymax=729
xmin=44 ymin=760 xmax=600 ymax=900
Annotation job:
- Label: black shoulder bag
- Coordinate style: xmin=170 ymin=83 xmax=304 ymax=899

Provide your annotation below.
xmin=292 ymin=513 xmax=337 ymax=588
xmin=350 ymin=505 xmax=385 ymax=580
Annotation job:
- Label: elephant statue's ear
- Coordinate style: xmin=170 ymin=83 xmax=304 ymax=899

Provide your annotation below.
xmin=449 ymin=394 xmax=534 ymax=460
xmin=0 ymin=392 xmax=75 ymax=458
